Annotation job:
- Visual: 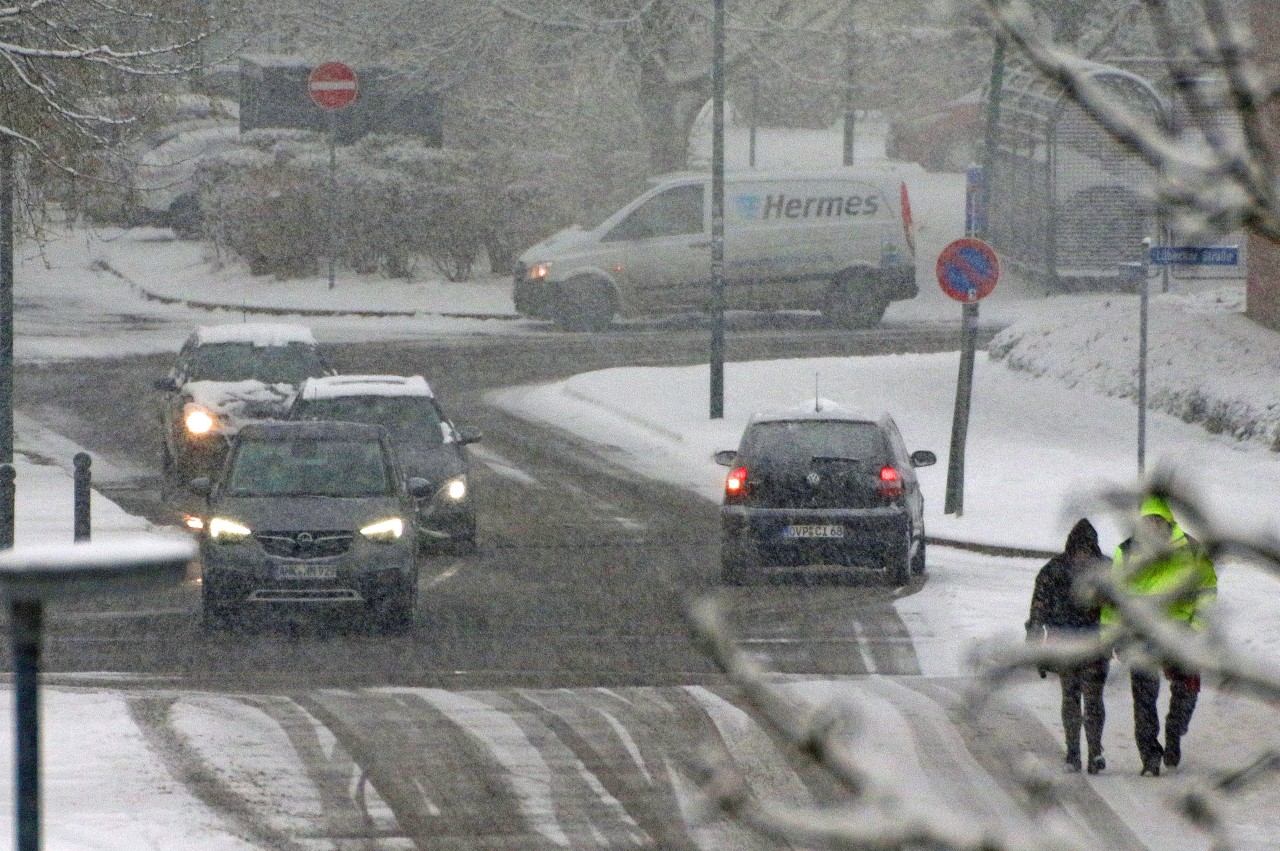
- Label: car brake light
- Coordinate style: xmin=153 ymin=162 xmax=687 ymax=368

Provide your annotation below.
xmin=878 ymin=465 xmax=904 ymax=499
xmin=725 ymin=466 xmax=748 ymax=501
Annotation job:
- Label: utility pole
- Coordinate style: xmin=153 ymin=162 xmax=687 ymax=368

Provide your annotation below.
xmin=709 ymin=0 xmax=726 ymax=419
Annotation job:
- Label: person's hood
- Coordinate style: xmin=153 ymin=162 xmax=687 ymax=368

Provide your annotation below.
xmin=209 ymin=495 xmax=407 ymax=531
xmin=1064 ymin=517 xmax=1102 ymax=559
xmin=1139 ymin=494 xmax=1175 ymax=522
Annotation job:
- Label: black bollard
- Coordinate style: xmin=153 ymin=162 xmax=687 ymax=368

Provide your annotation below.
xmin=73 ymin=452 xmax=91 ymax=543
xmin=0 ymin=463 xmax=13 ymax=551
xmin=12 ymin=598 xmax=40 ymax=851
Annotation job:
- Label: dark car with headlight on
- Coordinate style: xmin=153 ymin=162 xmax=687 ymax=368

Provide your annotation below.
xmin=715 ymin=400 xmax=936 ymax=586
xmin=287 ymin=374 xmax=481 ymax=551
xmin=192 ymin=420 xmax=427 ymax=632
xmin=155 ymin=323 xmax=334 ymax=481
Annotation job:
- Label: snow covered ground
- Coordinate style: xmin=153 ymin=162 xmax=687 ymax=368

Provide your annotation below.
xmin=1 ymin=131 xmax=1278 ymax=847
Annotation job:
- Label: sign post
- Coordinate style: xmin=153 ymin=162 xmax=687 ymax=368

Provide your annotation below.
xmin=307 ymin=62 xmax=359 ymax=290
xmin=937 ymin=237 xmax=1000 ymax=515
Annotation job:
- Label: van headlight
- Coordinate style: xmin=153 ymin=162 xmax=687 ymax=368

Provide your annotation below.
xmin=208 ymin=517 xmax=252 ymax=543
xmin=528 ymin=263 xmax=550 ymax=281
xmin=360 ymin=517 xmax=405 ymax=541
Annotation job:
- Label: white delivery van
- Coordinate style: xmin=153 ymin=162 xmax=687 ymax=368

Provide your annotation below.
xmin=513 ymin=169 xmax=917 ymax=331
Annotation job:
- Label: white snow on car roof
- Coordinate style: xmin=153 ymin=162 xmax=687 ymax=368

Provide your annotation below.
xmin=748 ymin=399 xmax=889 ymax=425
xmin=193 ymin=323 xmax=316 ymax=347
xmin=299 ymin=374 xmax=433 ymax=400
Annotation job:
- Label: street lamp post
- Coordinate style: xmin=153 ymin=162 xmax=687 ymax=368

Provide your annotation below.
xmin=0 ymin=537 xmax=196 ymax=850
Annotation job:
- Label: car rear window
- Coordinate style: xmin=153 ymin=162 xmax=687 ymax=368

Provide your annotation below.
xmin=738 ymin=420 xmax=890 ymax=466
xmin=292 ymin=397 xmax=444 ymax=445
xmin=225 ymin=438 xmax=392 ymax=497
xmin=186 ymin=343 xmax=328 ymax=385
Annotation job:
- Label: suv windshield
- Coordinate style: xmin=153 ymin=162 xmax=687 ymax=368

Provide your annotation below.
xmin=225 ymin=438 xmax=392 ymax=497
xmin=293 ymin=397 xmax=444 ymax=445
xmin=738 ymin=420 xmax=891 ymax=466
xmin=186 ymin=343 xmax=328 ymax=385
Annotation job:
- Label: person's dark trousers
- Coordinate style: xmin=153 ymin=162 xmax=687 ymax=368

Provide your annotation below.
xmin=1061 ymin=658 xmax=1108 ymax=761
xmin=1132 ymin=664 xmax=1200 ymax=770
xmin=1130 ymin=666 xmax=1164 ymax=768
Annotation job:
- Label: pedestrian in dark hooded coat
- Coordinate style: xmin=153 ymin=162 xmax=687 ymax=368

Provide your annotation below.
xmin=1026 ymin=518 xmax=1109 ymax=774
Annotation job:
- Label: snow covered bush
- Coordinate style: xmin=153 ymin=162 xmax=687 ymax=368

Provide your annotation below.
xmin=194 ymin=133 xmax=581 ymax=281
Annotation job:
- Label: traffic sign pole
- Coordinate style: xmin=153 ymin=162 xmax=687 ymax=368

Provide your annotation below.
xmin=307 ymin=62 xmax=358 ymax=291
xmin=937 ymin=237 xmax=1000 ymax=516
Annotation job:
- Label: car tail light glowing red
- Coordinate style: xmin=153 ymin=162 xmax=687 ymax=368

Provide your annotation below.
xmin=725 ymin=466 xmax=748 ymax=501
xmin=878 ymin=465 xmax=904 ymax=499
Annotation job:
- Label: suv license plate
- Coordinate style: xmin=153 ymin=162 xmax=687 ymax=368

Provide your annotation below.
xmin=275 ymin=563 xmax=338 ymax=580
xmin=782 ymin=524 xmax=844 ymax=539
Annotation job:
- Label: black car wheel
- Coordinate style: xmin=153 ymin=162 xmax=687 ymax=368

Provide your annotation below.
xmin=887 ymin=527 xmax=912 ymax=587
xmin=369 ymin=581 xmax=416 ymax=634
xmin=911 ymin=536 xmax=927 ymax=575
xmin=720 ymin=557 xmax=750 ymax=586
xmin=200 ymin=583 xmax=236 ymax=632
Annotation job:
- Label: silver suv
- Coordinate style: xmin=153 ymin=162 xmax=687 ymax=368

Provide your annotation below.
xmin=715 ymin=401 xmax=936 ymax=586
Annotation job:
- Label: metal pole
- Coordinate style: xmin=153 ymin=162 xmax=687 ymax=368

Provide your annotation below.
xmin=842 ymin=6 xmax=856 ymax=166
xmin=709 ymin=0 xmax=726 ymax=419
xmin=327 ymin=112 xmax=337 ymax=290
xmin=73 ymin=452 xmax=91 ymax=542
xmin=0 ymin=464 xmax=12 ymax=551
xmin=12 ymin=598 xmax=41 ymax=851
xmin=748 ymin=76 xmax=758 ymax=168
xmin=943 ymin=35 xmax=1004 ymax=516
xmin=0 ymin=135 xmax=13 ymax=464
xmin=1138 ymin=268 xmax=1149 ymax=474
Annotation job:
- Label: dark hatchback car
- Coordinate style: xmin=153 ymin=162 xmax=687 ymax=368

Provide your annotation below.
xmin=192 ymin=421 xmax=426 ymax=632
xmin=287 ymin=375 xmax=481 ymax=551
xmin=715 ymin=402 xmax=936 ymax=586
xmin=156 ymin=323 xmax=334 ymax=480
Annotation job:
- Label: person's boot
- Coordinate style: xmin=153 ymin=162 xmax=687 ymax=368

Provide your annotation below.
xmin=1141 ymin=752 xmax=1162 ymax=777
xmin=1064 ymin=750 xmax=1082 ymax=772
xmin=1164 ymin=734 xmax=1181 ymax=768
xmin=1087 ymin=752 xmax=1106 ymax=775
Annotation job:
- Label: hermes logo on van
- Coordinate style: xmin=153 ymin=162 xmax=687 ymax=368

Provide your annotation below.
xmin=744 ymin=193 xmax=880 ymax=220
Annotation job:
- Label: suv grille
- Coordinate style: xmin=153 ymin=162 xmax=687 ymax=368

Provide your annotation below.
xmin=748 ymin=459 xmax=884 ymax=509
xmin=255 ymin=530 xmax=353 ymax=559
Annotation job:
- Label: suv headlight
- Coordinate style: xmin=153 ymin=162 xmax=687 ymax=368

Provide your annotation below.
xmin=442 ymin=476 xmax=467 ymax=501
xmin=208 ymin=517 xmax=252 ymax=543
xmin=360 ymin=517 xmax=405 ymax=541
xmin=184 ymin=404 xmax=218 ymax=435
xmin=528 ymin=263 xmax=550 ymax=281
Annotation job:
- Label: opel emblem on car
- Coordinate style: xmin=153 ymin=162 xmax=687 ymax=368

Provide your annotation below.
xmin=295 ymin=532 xmax=314 ymax=547
xmin=806 ymin=472 xmax=821 ymax=485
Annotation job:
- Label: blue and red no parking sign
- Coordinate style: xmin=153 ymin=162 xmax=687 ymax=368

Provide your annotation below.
xmin=936 ymin=238 xmax=1000 ymax=303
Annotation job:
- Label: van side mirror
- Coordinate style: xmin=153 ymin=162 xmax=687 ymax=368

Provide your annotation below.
xmin=188 ymin=477 xmax=213 ymax=496
xmin=910 ymin=450 xmax=937 ymax=468
xmin=714 ymin=450 xmax=737 ymax=466
xmin=456 ymin=426 xmax=482 ymax=445
xmin=407 ymin=477 xmax=432 ymax=498
xmin=154 ymin=377 xmax=178 ymax=392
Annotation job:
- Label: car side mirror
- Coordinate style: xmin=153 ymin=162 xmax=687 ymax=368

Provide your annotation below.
xmin=154 ymin=377 xmax=178 ymax=392
xmin=714 ymin=449 xmax=737 ymax=466
xmin=456 ymin=426 xmax=482 ymax=445
xmin=188 ymin=477 xmax=213 ymax=496
xmin=910 ymin=450 xmax=937 ymax=468
xmin=407 ymin=476 xmax=431 ymax=497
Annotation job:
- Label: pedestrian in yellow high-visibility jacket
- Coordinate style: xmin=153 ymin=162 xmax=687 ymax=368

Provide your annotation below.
xmin=1101 ymin=495 xmax=1217 ymax=776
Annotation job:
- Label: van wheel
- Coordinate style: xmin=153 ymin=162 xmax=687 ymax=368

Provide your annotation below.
xmin=911 ymin=536 xmax=927 ymax=575
xmin=552 ymin=277 xmax=615 ymax=332
xmin=824 ymin=276 xmax=888 ymax=329
xmin=887 ymin=528 xmax=912 ymax=586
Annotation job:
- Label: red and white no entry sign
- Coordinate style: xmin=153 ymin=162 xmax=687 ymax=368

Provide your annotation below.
xmin=307 ymin=62 xmax=358 ymax=110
